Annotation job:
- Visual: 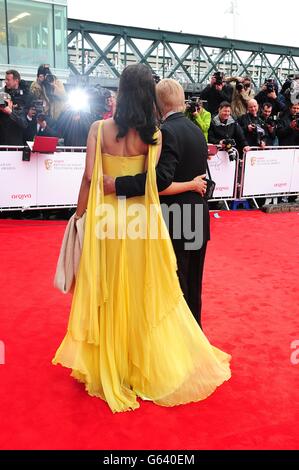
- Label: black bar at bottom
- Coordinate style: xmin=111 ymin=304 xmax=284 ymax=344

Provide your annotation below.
xmin=0 ymin=450 xmax=298 ymax=464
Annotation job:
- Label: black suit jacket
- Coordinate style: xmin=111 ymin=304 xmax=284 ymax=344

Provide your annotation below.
xmin=115 ymin=112 xmax=210 ymax=249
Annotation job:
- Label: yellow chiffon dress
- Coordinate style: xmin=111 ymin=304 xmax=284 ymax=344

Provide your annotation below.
xmin=52 ymin=121 xmax=231 ymax=413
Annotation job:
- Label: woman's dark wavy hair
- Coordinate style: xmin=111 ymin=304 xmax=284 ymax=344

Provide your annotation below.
xmin=114 ymin=64 xmax=159 ymax=145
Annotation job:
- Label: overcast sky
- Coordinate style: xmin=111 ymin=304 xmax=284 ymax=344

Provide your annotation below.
xmin=68 ymin=0 xmax=299 ymax=48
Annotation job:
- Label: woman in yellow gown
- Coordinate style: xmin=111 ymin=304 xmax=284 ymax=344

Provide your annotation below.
xmin=52 ymin=64 xmax=231 ymax=413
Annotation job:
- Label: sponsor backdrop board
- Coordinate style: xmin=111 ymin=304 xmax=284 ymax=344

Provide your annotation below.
xmin=0 ymin=151 xmax=37 ymax=207
xmin=1 ymin=148 xmax=298 ymax=209
xmin=242 ymin=149 xmax=295 ymax=196
xmin=208 ymin=151 xmax=236 ymax=198
xmin=290 ymin=149 xmax=299 ymax=193
xmin=36 ymin=152 xmax=85 ymax=206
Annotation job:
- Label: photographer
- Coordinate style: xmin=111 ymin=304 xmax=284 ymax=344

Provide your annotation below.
xmin=226 ymin=76 xmax=255 ymax=118
xmin=55 ymin=108 xmax=94 ymax=146
xmin=238 ymin=99 xmax=268 ymax=148
xmin=101 ymin=90 xmax=116 ymax=120
xmin=2 ymin=69 xmax=31 ymax=110
xmin=278 ymin=74 xmax=299 ymax=108
xmin=255 ymin=78 xmax=285 ymax=116
xmin=259 ymin=102 xmax=278 ymax=146
xmin=208 ymin=101 xmax=249 ymax=156
xmin=201 ymin=71 xmax=232 ymax=116
xmin=23 ymin=103 xmax=57 ymax=143
xmin=276 ymin=102 xmax=299 ymax=146
xmin=185 ymin=96 xmax=211 ymax=141
xmin=30 ymin=64 xmax=67 ymax=120
xmin=0 ymin=91 xmax=28 ymax=145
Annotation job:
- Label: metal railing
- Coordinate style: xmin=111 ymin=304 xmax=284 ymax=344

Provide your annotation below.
xmin=67 ymin=18 xmax=299 ymax=91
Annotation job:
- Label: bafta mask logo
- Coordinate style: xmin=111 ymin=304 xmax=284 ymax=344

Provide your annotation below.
xmin=250 ymin=156 xmax=257 ymax=166
xmin=44 ymin=159 xmax=53 ymax=170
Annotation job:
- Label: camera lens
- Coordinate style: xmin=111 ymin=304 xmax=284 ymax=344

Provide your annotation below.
xmin=45 ymin=74 xmax=55 ymax=84
xmin=227 ymin=148 xmax=237 ymax=161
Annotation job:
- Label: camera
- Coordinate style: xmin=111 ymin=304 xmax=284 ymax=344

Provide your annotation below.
xmin=222 ymin=138 xmax=238 ymax=161
xmin=185 ymin=96 xmax=207 ymax=117
xmin=266 ymin=115 xmax=277 ymax=127
xmin=0 ymin=97 xmax=8 ymax=109
xmin=236 ymin=81 xmax=244 ymax=92
xmin=45 ymin=73 xmax=56 ymax=84
xmin=30 ymin=99 xmax=44 ymax=115
xmin=290 ymin=78 xmax=299 ymax=105
xmin=291 ymin=113 xmax=299 ymax=127
xmin=185 ymin=96 xmax=200 ymax=114
xmin=37 ymin=113 xmax=46 ymax=122
xmin=265 ymin=78 xmax=275 ymax=93
xmin=152 ymin=73 xmax=160 ymax=84
xmin=0 ymin=91 xmax=11 ymax=109
xmin=251 ymin=123 xmax=265 ymax=144
xmin=213 ymin=71 xmax=224 ymax=85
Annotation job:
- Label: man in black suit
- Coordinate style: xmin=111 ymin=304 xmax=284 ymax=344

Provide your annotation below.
xmin=103 ymin=78 xmax=209 ymax=328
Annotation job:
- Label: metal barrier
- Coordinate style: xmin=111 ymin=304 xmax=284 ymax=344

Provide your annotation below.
xmin=0 ymin=146 xmax=85 ymax=211
xmin=207 ymin=149 xmax=239 ymax=210
xmin=1 ymin=146 xmax=298 ymax=211
xmin=240 ymin=146 xmax=299 ymax=208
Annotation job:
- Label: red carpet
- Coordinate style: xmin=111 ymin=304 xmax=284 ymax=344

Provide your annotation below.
xmin=0 ymin=211 xmax=298 ymax=450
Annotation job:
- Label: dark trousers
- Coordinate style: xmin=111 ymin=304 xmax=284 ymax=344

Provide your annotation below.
xmin=175 ymin=242 xmax=208 ymax=328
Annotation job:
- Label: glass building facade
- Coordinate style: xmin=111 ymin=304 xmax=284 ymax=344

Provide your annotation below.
xmin=0 ymin=0 xmax=67 ymax=78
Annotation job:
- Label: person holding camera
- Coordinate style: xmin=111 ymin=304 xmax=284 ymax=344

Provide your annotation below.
xmin=101 ymin=90 xmax=116 ymax=120
xmin=55 ymin=108 xmax=94 ymax=147
xmin=30 ymin=64 xmax=67 ymax=120
xmin=208 ymin=101 xmax=250 ymax=156
xmin=0 ymin=91 xmax=28 ymax=145
xmin=259 ymin=102 xmax=278 ymax=146
xmin=23 ymin=103 xmax=57 ymax=143
xmin=238 ymin=99 xmax=269 ymax=148
xmin=255 ymin=79 xmax=285 ymax=117
xmin=0 ymin=69 xmax=31 ymax=145
xmin=226 ymin=76 xmax=255 ymax=119
xmin=200 ymin=71 xmax=232 ymax=116
xmin=185 ymin=97 xmax=211 ymax=141
xmin=278 ymin=75 xmax=299 ymax=108
xmin=276 ymin=102 xmax=299 ymax=146
xmin=2 ymin=69 xmax=31 ymax=110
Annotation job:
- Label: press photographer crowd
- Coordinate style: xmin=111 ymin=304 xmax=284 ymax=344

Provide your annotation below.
xmin=184 ymin=70 xmax=299 ymax=151
xmin=0 ymin=65 xmax=299 ymax=217
xmin=1 ymin=65 xmax=299 ymax=148
xmin=0 ymin=64 xmax=116 ymax=147
xmin=1 ymin=66 xmax=299 ymax=150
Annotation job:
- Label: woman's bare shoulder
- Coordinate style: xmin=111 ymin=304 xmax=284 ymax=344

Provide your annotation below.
xmin=89 ymin=120 xmax=105 ymax=140
xmin=92 ymin=118 xmax=116 ymax=132
xmin=90 ymin=120 xmax=101 ymax=132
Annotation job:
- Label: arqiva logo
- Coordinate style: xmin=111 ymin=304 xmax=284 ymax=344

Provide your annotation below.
xmin=11 ymin=194 xmax=32 ymax=200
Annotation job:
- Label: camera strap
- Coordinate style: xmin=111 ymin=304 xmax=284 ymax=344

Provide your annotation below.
xmin=206 ymin=162 xmax=212 ymax=180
